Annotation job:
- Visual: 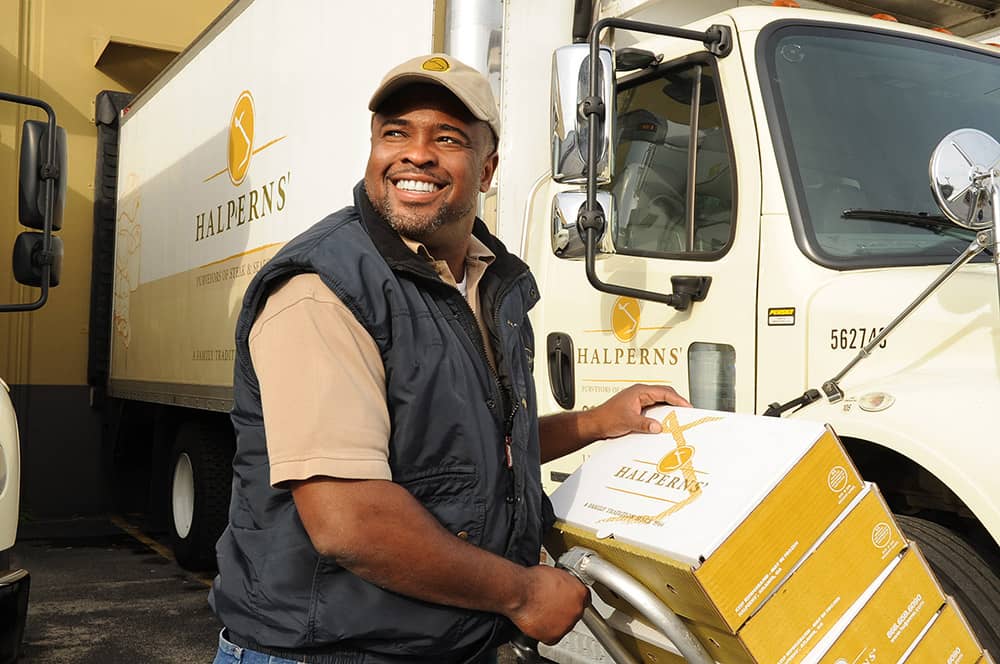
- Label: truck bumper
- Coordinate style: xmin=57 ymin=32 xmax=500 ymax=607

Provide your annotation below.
xmin=0 ymin=568 xmax=29 ymax=664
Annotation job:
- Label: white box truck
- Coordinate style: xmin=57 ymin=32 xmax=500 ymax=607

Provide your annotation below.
xmin=93 ymin=0 xmax=1000 ymax=657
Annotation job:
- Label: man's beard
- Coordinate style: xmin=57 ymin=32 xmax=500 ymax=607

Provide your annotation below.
xmin=372 ymin=188 xmax=475 ymax=243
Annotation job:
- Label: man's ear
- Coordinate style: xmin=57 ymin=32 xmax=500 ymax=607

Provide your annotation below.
xmin=480 ymin=152 xmax=499 ymax=192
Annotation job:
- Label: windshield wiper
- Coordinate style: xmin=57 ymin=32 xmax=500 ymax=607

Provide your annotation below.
xmin=841 ymin=208 xmax=959 ymax=231
xmin=842 ymin=208 xmax=991 ymax=256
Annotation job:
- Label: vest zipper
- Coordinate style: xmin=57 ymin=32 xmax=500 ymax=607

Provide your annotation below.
xmin=444 ymin=272 xmax=527 ymax=507
xmin=446 ymin=288 xmax=508 ymax=428
xmin=491 ymin=274 xmax=525 ymax=506
xmin=504 ymin=401 xmax=519 ymax=505
xmin=456 ymin=292 xmax=519 ymax=506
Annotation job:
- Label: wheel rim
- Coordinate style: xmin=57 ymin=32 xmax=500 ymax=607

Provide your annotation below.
xmin=172 ymin=452 xmax=195 ymax=539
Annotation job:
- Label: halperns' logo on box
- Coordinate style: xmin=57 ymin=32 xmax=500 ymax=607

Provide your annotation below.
xmin=600 ymin=410 xmax=723 ymax=527
xmin=196 ymin=90 xmax=290 ymax=243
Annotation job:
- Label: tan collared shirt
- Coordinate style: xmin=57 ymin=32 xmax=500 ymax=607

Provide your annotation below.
xmin=249 ymin=234 xmax=496 ymax=486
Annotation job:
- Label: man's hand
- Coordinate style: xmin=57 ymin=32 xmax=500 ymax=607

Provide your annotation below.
xmin=583 ymin=383 xmax=692 ymax=440
xmin=539 ymin=383 xmax=691 ymax=463
xmin=507 ymin=566 xmax=590 ymax=645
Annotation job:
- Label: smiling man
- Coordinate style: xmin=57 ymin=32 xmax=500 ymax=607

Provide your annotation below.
xmin=209 ymin=54 xmax=690 ymax=664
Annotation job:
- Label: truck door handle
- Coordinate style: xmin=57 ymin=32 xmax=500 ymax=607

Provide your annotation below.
xmin=547 ymin=332 xmax=575 ymax=410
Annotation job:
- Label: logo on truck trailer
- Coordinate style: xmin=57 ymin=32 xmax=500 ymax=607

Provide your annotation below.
xmin=196 ymin=90 xmax=290 ymax=243
xmin=228 ymin=90 xmax=255 ymax=185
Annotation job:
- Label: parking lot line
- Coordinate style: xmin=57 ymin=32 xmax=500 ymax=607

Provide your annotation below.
xmin=109 ymin=514 xmax=213 ymax=588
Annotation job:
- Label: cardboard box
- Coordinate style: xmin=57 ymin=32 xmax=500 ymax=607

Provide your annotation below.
xmin=901 ymin=598 xmax=982 ymax=663
xmin=740 ymin=485 xmax=904 ymax=663
xmin=805 ymin=543 xmax=944 ymax=664
xmin=554 ymin=486 xmax=905 ymax=664
xmin=547 ymin=406 xmax=863 ymax=632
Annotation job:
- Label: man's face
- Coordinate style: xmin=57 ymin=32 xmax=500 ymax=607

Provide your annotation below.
xmin=365 ymin=84 xmax=498 ymax=242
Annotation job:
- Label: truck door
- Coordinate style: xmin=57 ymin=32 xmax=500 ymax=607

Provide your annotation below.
xmin=536 ymin=28 xmax=761 ymax=485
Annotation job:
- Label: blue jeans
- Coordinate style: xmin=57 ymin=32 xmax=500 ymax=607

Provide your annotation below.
xmin=213 ymin=630 xmax=499 ymax=664
xmin=214 ymin=629 xmax=307 ymax=663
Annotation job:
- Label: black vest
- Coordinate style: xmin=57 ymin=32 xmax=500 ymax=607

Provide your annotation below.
xmin=209 ymin=184 xmax=549 ymax=663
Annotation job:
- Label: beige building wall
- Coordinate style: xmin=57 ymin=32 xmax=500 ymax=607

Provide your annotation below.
xmin=0 ymin=0 xmax=230 ymax=387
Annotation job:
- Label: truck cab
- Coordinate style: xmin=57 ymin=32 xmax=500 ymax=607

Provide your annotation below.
xmin=528 ymin=5 xmax=1000 ymax=656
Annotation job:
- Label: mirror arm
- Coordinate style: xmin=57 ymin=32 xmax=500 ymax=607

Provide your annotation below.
xmin=580 ymin=18 xmax=728 ymax=311
xmin=583 ymin=227 xmax=699 ymax=310
xmin=991 ymin=174 xmax=1000 ymax=318
xmin=583 ymin=17 xmax=733 ymax=215
xmin=586 ymin=18 xmax=733 ymax=60
xmin=0 ymin=92 xmax=59 ymax=313
xmin=0 ymin=274 xmax=49 ymax=313
xmin=820 ymin=231 xmax=991 ymax=402
xmin=686 ymin=67 xmax=702 ymax=251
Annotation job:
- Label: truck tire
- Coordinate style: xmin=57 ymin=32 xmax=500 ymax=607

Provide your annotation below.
xmin=168 ymin=418 xmax=233 ymax=571
xmin=896 ymin=514 xmax=1000 ymax=653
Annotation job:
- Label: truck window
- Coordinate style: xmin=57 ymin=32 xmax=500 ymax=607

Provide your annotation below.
xmin=611 ymin=60 xmax=735 ymax=259
xmin=761 ymin=24 xmax=1000 ymax=268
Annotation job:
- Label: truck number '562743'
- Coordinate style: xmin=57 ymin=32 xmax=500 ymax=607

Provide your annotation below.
xmin=830 ymin=328 xmax=887 ymax=350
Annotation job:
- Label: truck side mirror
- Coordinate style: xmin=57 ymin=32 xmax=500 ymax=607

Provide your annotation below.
xmin=550 ymin=44 xmax=615 ymax=185
xmin=552 ymin=190 xmax=616 ymax=259
xmin=19 ymin=119 xmax=67 ymax=231
xmin=12 ymin=233 xmax=62 ymax=287
xmin=929 ymin=128 xmax=1000 ymax=231
xmin=0 ymin=93 xmax=67 ymax=311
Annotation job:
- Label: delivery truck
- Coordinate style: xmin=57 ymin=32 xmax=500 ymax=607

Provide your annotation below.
xmin=93 ymin=0 xmax=1000 ymax=657
xmin=0 ymin=91 xmax=66 ymax=664
xmin=536 ymin=1 xmax=1000 ymax=659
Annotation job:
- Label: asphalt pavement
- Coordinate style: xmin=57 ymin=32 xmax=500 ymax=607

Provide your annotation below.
xmin=9 ymin=516 xmax=523 ymax=663
xmin=11 ymin=515 xmax=221 ymax=663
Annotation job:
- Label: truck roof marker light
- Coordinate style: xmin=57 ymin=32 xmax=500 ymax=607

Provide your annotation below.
xmin=932 ymin=27 xmax=953 ymax=35
xmin=771 ymin=0 xmax=800 ymax=7
xmin=872 ymin=13 xmax=898 ymax=22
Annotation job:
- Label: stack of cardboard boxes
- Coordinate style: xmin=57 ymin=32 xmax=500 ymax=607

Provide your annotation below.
xmin=547 ymin=406 xmax=990 ymax=663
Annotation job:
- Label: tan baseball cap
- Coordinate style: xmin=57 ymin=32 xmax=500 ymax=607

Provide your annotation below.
xmin=368 ymin=53 xmax=500 ymax=140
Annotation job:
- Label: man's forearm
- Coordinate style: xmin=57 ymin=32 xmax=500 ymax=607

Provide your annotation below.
xmin=293 ymin=477 xmax=525 ymax=613
xmin=290 ymin=477 xmax=588 ymax=644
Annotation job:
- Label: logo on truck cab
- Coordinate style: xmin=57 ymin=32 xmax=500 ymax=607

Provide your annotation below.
xmin=575 ymin=296 xmax=682 ymax=372
xmin=612 ymin=297 xmax=641 ymax=342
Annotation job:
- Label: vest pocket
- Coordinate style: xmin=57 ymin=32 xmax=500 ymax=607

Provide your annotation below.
xmin=398 ymin=465 xmax=487 ymax=546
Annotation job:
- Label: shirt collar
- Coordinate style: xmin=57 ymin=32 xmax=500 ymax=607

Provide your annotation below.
xmin=401 ymin=234 xmax=496 ymax=265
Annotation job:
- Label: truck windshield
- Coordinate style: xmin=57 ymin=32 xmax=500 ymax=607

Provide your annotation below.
xmin=761 ymin=24 xmax=1000 ymax=268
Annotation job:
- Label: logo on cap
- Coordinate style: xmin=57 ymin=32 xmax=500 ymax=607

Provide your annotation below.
xmin=422 ymin=57 xmax=450 ymax=72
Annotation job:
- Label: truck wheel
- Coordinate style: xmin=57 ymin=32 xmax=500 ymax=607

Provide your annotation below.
xmin=168 ymin=419 xmax=233 ymax=571
xmin=896 ymin=514 xmax=1000 ymax=653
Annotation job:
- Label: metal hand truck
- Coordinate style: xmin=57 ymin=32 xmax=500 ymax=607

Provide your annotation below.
xmin=511 ymin=546 xmax=715 ymax=664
